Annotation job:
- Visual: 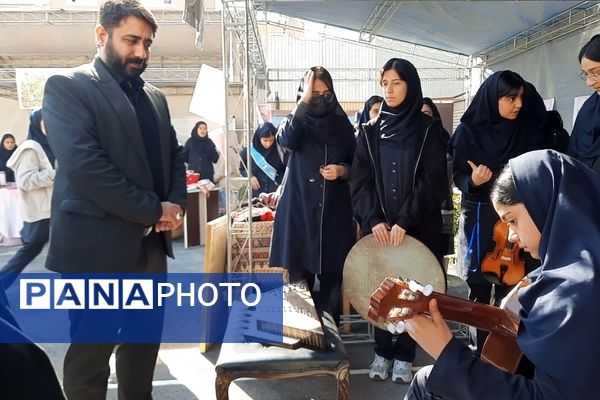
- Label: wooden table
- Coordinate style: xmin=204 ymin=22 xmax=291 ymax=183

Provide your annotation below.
xmin=184 ymin=187 xmax=221 ymax=248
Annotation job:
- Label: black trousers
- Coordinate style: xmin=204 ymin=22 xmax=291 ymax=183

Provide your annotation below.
xmin=63 ymin=232 xmax=167 ymax=400
xmin=467 ymin=282 xmax=512 ymax=355
xmin=374 ymin=327 xmax=417 ymax=362
xmin=1 ymin=219 xmax=50 ymax=288
xmin=300 ymin=270 xmax=343 ymax=326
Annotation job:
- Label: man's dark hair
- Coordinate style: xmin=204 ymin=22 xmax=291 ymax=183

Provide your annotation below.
xmin=98 ymin=0 xmax=158 ymax=35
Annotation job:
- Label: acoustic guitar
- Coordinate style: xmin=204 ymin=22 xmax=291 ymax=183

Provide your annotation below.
xmin=369 ymin=276 xmax=529 ymax=373
xmin=481 ymin=220 xmax=525 ymax=286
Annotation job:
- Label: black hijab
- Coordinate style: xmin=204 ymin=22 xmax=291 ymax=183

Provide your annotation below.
xmin=451 ymin=71 xmax=547 ymax=170
xmin=296 ymin=67 xmax=355 ymax=149
xmin=422 ymin=97 xmax=450 ymax=143
xmin=509 ymin=149 xmax=600 ymax=393
xmin=0 ymin=133 xmax=17 ymax=180
xmin=358 ymin=95 xmax=384 ymax=129
xmin=569 ymin=92 xmax=600 ymax=159
xmin=378 ymin=58 xmax=424 ymax=148
xmin=252 ymin=122 xmax=283 ymax=169
xmin=27 ymin=109 xmax=55 ymax=167
xmin=188 ymin=121 xmax=214 ymax=153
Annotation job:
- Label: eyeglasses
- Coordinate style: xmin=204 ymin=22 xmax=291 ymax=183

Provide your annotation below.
xmin=312 ymin=91 xmax=334 ymax=102
xmin=579 ymin=70 xmax=600 ymax=82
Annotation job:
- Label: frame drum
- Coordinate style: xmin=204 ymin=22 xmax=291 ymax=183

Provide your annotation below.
xmin=343 ymin=234 xmax=446 ymax=329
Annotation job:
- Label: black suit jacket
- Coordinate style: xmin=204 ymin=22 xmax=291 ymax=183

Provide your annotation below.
xmin=42 ymin=57 xmax=186 ymax=273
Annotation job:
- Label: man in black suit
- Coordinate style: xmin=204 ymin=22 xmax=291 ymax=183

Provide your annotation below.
xmin=42 ymin=0 xmax=186 ymax=398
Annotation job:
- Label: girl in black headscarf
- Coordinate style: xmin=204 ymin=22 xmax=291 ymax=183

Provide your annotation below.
xmin=449 ymin=71 xmax=547 ymax=355
xmin=351 ymin=58 xmax=448 ymax=384
xmin=356 ymin=95 xmax=384 ymax=135
xmin=269 ymin=66 xmax=356 ymax=325
xmin=422 ymin=97 xmax=454 ymax=256
xmin=404 ymin=149 xmax=600 ymax=400
xmin=0 ymin=133 xmax=17 ymax=182
xmin=569 ymin=34 xmax=600 ymax=173
xmin=183 ymin=121 xmax=220 ymax=182
xmin=1 ymin=109 xmax=55 ymax=288
xmin=239 ymin=122 xmax=286 ymax=197
xmin=27 ymin=110 xmax=55 ymax=167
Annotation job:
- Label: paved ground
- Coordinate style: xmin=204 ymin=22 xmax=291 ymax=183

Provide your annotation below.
xmin=0 ymin=237 xmax=448 ymax=399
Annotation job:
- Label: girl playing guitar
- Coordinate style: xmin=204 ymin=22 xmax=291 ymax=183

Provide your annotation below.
xmin=402 ymin=150 xmax=600 ymax=399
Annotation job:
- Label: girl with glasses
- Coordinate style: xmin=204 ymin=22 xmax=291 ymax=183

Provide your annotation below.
xmin=569 ymin=34 xmax=600 ymax=173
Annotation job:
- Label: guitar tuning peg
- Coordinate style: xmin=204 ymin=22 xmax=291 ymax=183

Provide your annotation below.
xmin=386 ymin=322 xmax=396 ymax=334
xmin=422 ymin=284 xmax=433 ymax=296
xmin=408 ymin=280 xmax=421 ymax=293
xmin=394 ymin=320 xmax=406 ymax=334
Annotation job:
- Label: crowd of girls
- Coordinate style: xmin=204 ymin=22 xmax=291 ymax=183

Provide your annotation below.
xmin=262 ymin=34 xmax=600 ymax=398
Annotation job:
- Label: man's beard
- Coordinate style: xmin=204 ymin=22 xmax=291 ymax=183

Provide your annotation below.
xmin=104 ymin=37 xmax=148 ymax=79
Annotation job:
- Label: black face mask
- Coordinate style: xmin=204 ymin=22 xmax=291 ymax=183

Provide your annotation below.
xmin=308 ymin=94 xmax=334 ymax=117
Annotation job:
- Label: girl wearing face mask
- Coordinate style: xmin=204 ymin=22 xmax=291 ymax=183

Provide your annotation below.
xmin=449 ymin=70 xmax=548 ymax=357
xmin=351 ymin=58 xmax=448 ymax=384
xmin=239 ymin=122 xmax=286 ymax=197
xmin=0 ymin=133 xmax=17 ymax=183
xmin=569 ymin=34 xmax=600 ymax=173
xmin=269 ymin=66 xmax=356 ymax=325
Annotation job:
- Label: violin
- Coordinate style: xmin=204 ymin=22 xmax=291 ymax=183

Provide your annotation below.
xmin=481 ymin=220 xmax=525 ymax=286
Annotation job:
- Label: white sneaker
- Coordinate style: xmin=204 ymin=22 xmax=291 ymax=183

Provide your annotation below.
xmin=368 ymin=355 xmax=392 ymax=381
xmin=391 ymin=360 xmax=413 ymax=383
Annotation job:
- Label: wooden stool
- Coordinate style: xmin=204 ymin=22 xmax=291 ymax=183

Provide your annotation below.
xmin=215 ymin=311 xmax=350 ymax=400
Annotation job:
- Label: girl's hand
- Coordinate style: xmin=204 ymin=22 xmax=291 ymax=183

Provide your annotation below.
xmin=405 ymin=299 xmax=453 ymax=360
xmin=389 ymin=224 xmax=406 ymax=246
xmin=320 ymin=164 xmax=346 ymax=180
xmin=467 ymin=160 xmax=493 ymax=187
xmin=372 ymin=222 xmax=391 ymax=245
xmin=299 ymin=70 xmax=314 ymax=105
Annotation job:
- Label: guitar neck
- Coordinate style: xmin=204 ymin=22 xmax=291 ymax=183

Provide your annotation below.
xmin=429 ymin=292 xmax=519 ymax=337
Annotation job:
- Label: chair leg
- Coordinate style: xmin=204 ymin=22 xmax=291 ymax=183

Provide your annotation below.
xmin=336 ymin=365 xmax=350 ymax=400
xmin=215 ymin=373 xmax=232 ymax=400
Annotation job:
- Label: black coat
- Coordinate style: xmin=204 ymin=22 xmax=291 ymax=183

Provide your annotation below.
xmin=269 ymin=108 xmax=356 ymax=277
xmin=42 ymin=57 xmax=187 ymax=273
xmin=351 ymin=113 xmax=448 ymax=261
xmin=183 ymin=135 xmax=219 ymax=182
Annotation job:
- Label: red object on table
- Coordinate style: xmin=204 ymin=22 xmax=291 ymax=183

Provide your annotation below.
xmin=186 ymin=173 xmax=200 ymax=185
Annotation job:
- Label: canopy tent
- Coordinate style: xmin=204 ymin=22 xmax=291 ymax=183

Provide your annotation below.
xmin=256 ymin=0 xmax=600 ymax=128
xmin=255 ymin=1 xmax=582 ymax=56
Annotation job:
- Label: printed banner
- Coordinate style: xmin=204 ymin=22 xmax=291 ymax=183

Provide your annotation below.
xmin=0 ymin=273 xmax=284 ymax=344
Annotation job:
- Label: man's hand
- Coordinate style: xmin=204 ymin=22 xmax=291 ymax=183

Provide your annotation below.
xmin=155 ymin=201 xmax=184 ymax=232
xmin=404 ymin=299 xmax=453 ymax=360
xmin=467 ymin=160 xmax=493 ymax=187
xmin=250 ymin=176 xmax=260 ymax=190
